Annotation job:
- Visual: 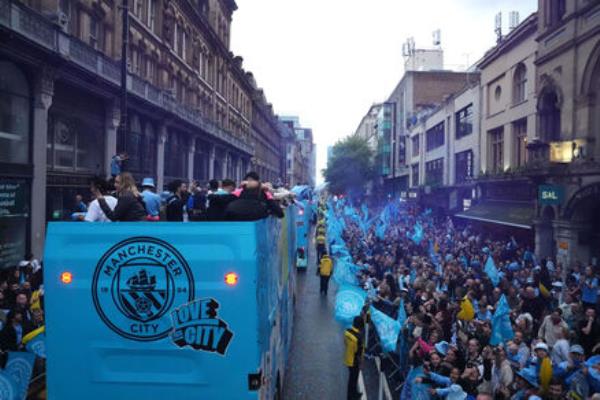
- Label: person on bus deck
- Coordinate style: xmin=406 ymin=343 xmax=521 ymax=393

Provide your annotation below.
xmin=344 ymin=316 xmax=365 ymax=400
xmin=319 ymin=254 xmax=333 ymax=296
xmin=166 ymin=180 xmax=186 ymax=222
xmin=85 ymin=176 xmax=117 ymax=222
xmin=225 ymin=172 xmax=284 ymax=221
xmin=141 ymin=177 xmax=161 ymax=221
xmin=205 ymin=179 xmax=237 ymax=221
xmin=187 ymin=180 xmax=207 ymax=221
xmin=0 ymin=310 xmax=24 ymax=352
xmin=97 ymin=172 xmax=146 ymax=222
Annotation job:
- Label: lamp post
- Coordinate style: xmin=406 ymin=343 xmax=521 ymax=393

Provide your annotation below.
xmin=117 ymin=0 xmax=129 ymax=154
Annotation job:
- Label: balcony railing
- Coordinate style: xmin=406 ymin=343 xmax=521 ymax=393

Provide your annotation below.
xmin=0 ymin=0 xmax=254 ymax=155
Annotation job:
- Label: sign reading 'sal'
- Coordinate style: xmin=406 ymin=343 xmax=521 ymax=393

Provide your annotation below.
xmin=92 ymin=237 xmax=233 ymax=354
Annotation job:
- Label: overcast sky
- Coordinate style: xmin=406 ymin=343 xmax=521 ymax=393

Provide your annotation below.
xmin=230 ymin=0 xmax=537 ymax=183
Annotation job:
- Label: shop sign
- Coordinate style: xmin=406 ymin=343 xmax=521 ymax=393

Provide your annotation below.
xmin=538 ymin=185 xmax=564 ymax=205
xmin=0 ymin=180 xmax=29 ymax=269
xmin=0 ymin=180 xmax=29 ymax=217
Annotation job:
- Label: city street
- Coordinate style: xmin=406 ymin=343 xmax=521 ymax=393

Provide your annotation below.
xmin=283 ymin=237 xmax=348 ymax=399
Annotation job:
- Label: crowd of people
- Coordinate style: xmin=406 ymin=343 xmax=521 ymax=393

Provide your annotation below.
xmin=324 ymin=198 xmax=600 ymax=400
xmin=71 ymin=171 xmax=292 ymax=223
xmin=0 ymin=253 xmax=44 ymax=361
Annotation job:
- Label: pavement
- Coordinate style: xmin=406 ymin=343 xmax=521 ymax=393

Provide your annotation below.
xmin=283 ymin=232 xmax=370 ymax=400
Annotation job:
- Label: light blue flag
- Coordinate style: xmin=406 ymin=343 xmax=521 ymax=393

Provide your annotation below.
xmin=361 ymin=204 xmax=369 ymax=222
xmin=5 ymin=352 xmax=35 ymax=400
xmin=375 ymin=222 xmax=386 ymax=239
xmin=490 ymin=294 xmax=514 ymax=346
xmin=484 ymin=255 xmax=500 ymax=286
xmin=428 ymin=240 xmax=442 ymax=275
xmin=334 ymin=285 xmax=367 ymax=327
xmin=0 ymin=370 xmax=17 ymax=400
xmin=397 ymin=298 xmax=407 ymax=326
xmin=370 ymin=306 xmax=400 ymax=353
xmin=400 ymin=366 xmax=431 ymax=400
xmin=333 ymin=259 xmax=360 ymax=286
xmin=410 ymin=223 xmax=424 ymax=244
xmin=25 ymin=332 xmax=46 ymax=359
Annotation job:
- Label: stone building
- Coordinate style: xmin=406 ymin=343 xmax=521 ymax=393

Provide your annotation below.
xmin=0 ymin=0 xmax=286 ymax=262
xmin=528 ymin=0 xmax=600 ymax=266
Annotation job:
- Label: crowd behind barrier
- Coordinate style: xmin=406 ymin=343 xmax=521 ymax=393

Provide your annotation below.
xmin=323 ymin=197 xmax=600 ymax=400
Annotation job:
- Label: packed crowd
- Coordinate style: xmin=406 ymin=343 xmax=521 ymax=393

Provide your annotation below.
xmin=326 ymin=199 xmax=600 ymax=400
xmin=70 ymin=171 xmax=292 ymax=223
xmin=0 ymin=253 xmax=44 ymax=360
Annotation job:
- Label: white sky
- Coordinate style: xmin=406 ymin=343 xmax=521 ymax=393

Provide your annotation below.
xmin=230 ymin=0 xmax=537 ymax=184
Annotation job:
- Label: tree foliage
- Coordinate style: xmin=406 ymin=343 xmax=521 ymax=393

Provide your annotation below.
xmin=323 ymin=135 xmax=374 ymax=196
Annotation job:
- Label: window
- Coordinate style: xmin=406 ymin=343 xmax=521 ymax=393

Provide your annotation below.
xmin=513 ymin=64 xmax=527 ymax=104
xmin=146 ymin=0 xmax=155 ymax=31
xmin=0 ymin=62 xmax=30 ymax=164
xmin=426 ymin=122 xmax=444 ymax=151
xmin=89 ymin=16 xmax=99 ymax=49
xmin=546 ymin=0 xmax=566 ymax=27
xmin=513 ymin=119 xmax=528 ymax=167
xmin=539 ymin=90 xmax=561 ymax=142
xmin=489 ymin=127 xmax=504 ymax=173
xmin=47 ymin=115 xmax=103 ymax=172
xmin=182 ymin=30 xmax=187 ymax=60
xmin=173 ymin=24 xmax=178 ymax=51
xmin=494 ymin=85 xmax=502 ymax=101
xmin=412 ymin=135 xmax=420 ymax=157
xmin=455 ymin=150 xmax=473 ymax=184
xmin=134 ymin=0 xmax=143 ymax=18
xmin=59 ymin=0 xmax=71 ymax=18
xmin=425 ymin=158 xmax=444 ymax=186
xmin=455 ymin=104 xmax=473 ymax=139
xmin=411 ymin=163 xmax=419 ymax=187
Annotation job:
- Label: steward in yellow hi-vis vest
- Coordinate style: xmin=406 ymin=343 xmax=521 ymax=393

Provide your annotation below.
xmin=316 ymin=233 xmax=327 ymax=261
xmin=319 ymin=255 xmax=333 ymax=295
xmin=344 ymin=316 xmax=365 ymax=400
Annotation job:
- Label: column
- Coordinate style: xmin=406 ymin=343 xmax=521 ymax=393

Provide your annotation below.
xmin=553 ymin=219 xmax=589 ymax=269
xmin=156 ymin=125 xmax=168 ymax=191
xmin=235 ymin=157 xmax=242 ymax=182
xmin=30 ymin=68 xmax=54 ymax=259
xmin=104 ymin=101 xmax=120 ymax=178
xmin=221 ymin=151 xmax=228 ymax=179
xmin=208 ymin=144 xmax=215 ymax=179
xmin=187 ymin=138 xmax=195 ymax=182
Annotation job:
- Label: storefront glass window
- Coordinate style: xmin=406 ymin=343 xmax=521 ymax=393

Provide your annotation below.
xmin=0 ymin=180 xmax=29 ymax=269
xmin=0 ymin=62 xmax=30 ymax=164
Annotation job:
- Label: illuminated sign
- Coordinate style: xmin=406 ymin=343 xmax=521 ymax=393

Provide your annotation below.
xmin=549 ymin=139 xmax=586 ymax=163
xmin=538 ymin=185 xmax=564 ymax=205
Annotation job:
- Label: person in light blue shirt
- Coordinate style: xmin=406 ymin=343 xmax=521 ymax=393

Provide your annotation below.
xmin=581 ymin=266 xmax=598 ymax=309
xmin=141 ymin=177 xmax=161 ymax=221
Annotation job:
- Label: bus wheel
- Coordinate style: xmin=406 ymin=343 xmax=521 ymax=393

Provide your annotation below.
xmin=274 ymin=374 xmax=282 ymax=400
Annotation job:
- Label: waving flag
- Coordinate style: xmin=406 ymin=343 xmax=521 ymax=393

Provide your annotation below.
xmin=490 ymin=295 xmax=514 ymax=345
xmin=457 ymin=295 xmax=475 ymax=321
xmin=397 ymin=298 xmax=407 ymax=326
xmin=333 ymin=259 xmax=360 ymax=286
xmin=429 ymin=239 xmax=442 ymax=275
xmin=0 ymin=370 xmax=17 ymax=400
xmin=22 ymin=326 xmax=46 ymax=359
xmin=5 ymin=352 xmax=35 ymax=400
xmin=334 ymin=285 xmax=367 ymax=327
xmin=400 ymin=366 xmax=431 ymax=400
xmin=410 ymin=223 xmax=424 ymax=244
xmin=370 ymin=306 xmax=400 ymax=352
xmin=484 ymin=255 xmax=500 ymax=286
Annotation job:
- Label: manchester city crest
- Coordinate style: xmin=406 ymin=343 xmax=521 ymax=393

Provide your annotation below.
xmin=92 ymin=237 xmax=194 ymax=341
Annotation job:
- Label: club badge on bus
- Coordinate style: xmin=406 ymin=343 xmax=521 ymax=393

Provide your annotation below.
xmin=92 ymin=237 xmax=195 ymax=341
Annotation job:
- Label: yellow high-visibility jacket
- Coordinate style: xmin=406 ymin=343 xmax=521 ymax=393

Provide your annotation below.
xmin=344 ymin=326 xmax=363 ymax=367
xmin=316 ymin=234 xmax=326 ymax=245
xmin=319 ymin=257 xmax=333 ymax=276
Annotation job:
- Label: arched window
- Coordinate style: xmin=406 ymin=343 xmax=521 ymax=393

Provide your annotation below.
xmin=539 ymin=89 xmax=561 ymax=142
xmin=0 ymin=62 xmax=30 ymax=164
xmin=513 ymin=63 xmax=527 ymax=104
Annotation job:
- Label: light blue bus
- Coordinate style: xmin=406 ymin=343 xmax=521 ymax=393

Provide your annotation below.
xmin=44 ymin=212 xmax=297 ymax=400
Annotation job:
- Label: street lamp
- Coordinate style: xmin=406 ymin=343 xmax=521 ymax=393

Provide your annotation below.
xmin=117 ymin=0 xmax=129 ymax=154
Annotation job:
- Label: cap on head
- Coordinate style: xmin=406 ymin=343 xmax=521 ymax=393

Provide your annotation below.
xmin=534 ymin=342 xmax=549 ymax=352
xmin=569 ymin=344 xmax=584 ymax=355
xmin=142 ymin=177 xmax=155 ymax=188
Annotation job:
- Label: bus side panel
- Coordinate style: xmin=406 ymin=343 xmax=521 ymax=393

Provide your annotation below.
xmin=44 ymin=222 xmax=260 ymax=400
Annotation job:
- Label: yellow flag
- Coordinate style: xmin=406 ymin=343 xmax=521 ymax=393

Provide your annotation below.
xmin=539 ymin=356 xmax=553 ymax=392
xmin=539 ymin=283 xmax=551 ymax=298
xmin=457 ymin=296 xmax=475 ymax=321
xmin=22 ymin=325 xmax=45 ymax=345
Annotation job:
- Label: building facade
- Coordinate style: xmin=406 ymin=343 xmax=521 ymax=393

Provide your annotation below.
xmin=455 ymin=13 xmax=539 ymax=242
xmin=529 ymin=0 xmax=600 ymax=266
xmin=0 ymin=0 xmax=286 ymax=262
xmin=354 ymin=103 xmax=382 ymax=151
xmin=279 ymin=116 xmax=316 ymax=187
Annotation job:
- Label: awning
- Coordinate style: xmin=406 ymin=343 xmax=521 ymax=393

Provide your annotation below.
xmin=454 ymin=200 xmax=534 ymax=229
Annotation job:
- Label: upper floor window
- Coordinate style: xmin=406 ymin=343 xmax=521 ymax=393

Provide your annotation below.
xmin=146 ymin=0 xmax=156 ymax=31
xmin=545 ymin=0 xmax=566 ymax=27
xmin=412 ymin=135 xmax=420 ymax=157
xmin=426 ymin=122 xmax=444 ymax=151
xmin=539 ymin=90 xmax=561 ymax=142
xmin=89 ymin=16 xmax=101 ymax=50
xmin=455 ymin=104 xmax=473 ymax=139
xmin=133 ymin=0 xmax=143 ymax=18
xmin=513 ymin=63 xmax=527 ymax=104
xmin=0 ymin=62 xmax=30 ymax=165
